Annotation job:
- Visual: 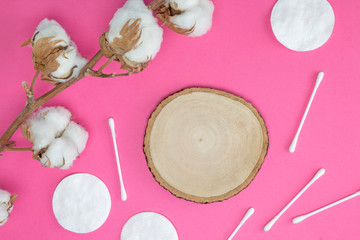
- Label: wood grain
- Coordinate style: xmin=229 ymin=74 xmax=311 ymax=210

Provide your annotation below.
xmin=144 ymin=88 xmax=268 ymax=203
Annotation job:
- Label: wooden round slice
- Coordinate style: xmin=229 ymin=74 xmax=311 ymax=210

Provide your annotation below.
xmin=144 ymin=88 xmax=268 ymax=203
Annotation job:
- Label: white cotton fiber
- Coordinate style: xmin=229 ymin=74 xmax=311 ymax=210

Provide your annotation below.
xmin=0 ymin=190 xmax=14 ymax=226
xmin=27 ymin=106 xmax=89 ymax=169
xmin=169 ymin=0 xmax=200 ymax=10
xmin=121 ymin=212 xmax=179 ymax=240
xmin=30 ymin=107 xmax=72 ymax=151
xmin=0 ymin=205 xmax=9 ymax=226
xmin=52 ymin=173 xmax=111 ymax=233
xmin=108 ymin=0 xmax=163 ymax=63
xmin=32 ymin=18 xmax=88 ymax=82
xmin=170 ymin=0 xmax=214 ymax=37
xmin=51 ymin=44 xmax=87 ymax=81
xmin=62 ymin=122 xmax=89 ymax=153
xmin=271 ymin=0 xmax=335 ymax=51
xmin=40 ymin=137 xmax=79 ymax=170
xmin=0 ymin=190 xmax=10 ymax=204
xmin=33 ymin=18 xmax=70 ymax=47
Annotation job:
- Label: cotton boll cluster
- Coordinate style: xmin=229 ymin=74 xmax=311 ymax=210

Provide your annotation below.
xmin=24 ymin=18 xmax=87 ymax=84
xmin=0 ymin=190 xmax=17 ymax=226
xmin=21 ymin=106 xmax=88 ymax=170
xmin=99 ymin=0 xmax=163 ymax=73
xmin=153 ymin=0 xmax=214 ymax=37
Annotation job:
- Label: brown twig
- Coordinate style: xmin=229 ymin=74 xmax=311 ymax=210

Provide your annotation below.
xmin=30 ymin=70 xmax=40 ymax=93
xmin=97 ymin=56 xmax=115 ymax=73
xmin=86 ymin=69 xmax=130 ymax=78
xmin=0 ymin=50 xmax=128 ymax=153
xmin=3 ymin=147 xmax=33 ymax=152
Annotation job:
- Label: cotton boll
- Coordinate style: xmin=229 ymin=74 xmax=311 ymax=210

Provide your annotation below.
xmin=62 ymin=122 xmax=89 ymax=153
xmin=0 ymin=205 xmax=9 ymax=226
xmin=23 ymin=106 xmax=88 ymax=170
xmin=107 ymin=0 xmax=163 ymax=65
xmin=33 ymin=18 xmax=70 ymax=47
xmin=170 ymin=0 xmax=214 ymax=37
xmin=28 ymin=18 xmax=87 ymax=83
xmin=0 ymin=190 xmax=17 ymax=226
xmin=0 ymin=190 xmax=10 ymax=204
xmin=50 ymin=45 xmax=87 ymax=81
xmin=30 ymin=107 xmax=72 ymax=151
xmin=40 ymin=137 xmax=79 ymax=169
xmin=169 ymin=0 xmax=200 ymax=10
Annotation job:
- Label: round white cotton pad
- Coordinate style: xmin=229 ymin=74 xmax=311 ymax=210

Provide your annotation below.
xmin=271 ymin=0 xmax=335 ymax=51
xmin=52 ymin=173 xmax=111 ymax=233
xmin=121 ymin=212 xmax=178 ymax=240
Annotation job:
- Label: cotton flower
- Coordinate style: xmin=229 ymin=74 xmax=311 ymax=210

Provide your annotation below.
xmin=23 ymin=18 xmax=87 ymax=84
xmin=151 ymin=0 xmax=214 ymax=37
xmin=99 ymin=0 xmax=163 ymax=73
xmin=21 ymin=106 xmax=88 ymax=169
xmin=0 ymin=189 xmax=17 ymax=226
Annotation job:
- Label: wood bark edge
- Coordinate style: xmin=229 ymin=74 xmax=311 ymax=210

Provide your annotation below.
xmin=143 ymin=87 xmax=269 ymax=204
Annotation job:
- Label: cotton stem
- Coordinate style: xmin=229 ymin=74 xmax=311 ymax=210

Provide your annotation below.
xmin=30 ymin=70 xmax=40 ymax=93
xmin=0 ymin=50 xmax=104 ymax=153
xmin=3 ymin=147 xmax=33 ymax=152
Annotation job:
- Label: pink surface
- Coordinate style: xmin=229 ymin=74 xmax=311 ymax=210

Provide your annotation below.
xmin=0 ymin=0 xmax=360 ymax=239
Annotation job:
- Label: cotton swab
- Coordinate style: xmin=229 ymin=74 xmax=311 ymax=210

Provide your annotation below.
xmin=228 ymin=208 xmax=254 ymax=240
xmin=264 ymin=168 xmax=325 ymax=231
xmin=289 ymin=72 xmax=324 ymax=153
xmin=108 ymin=117 xmax=127 ymax=201
xmin=293 ymin=191 xmax=360 ymax=224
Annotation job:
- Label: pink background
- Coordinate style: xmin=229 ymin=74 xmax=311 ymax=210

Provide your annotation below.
xmin=1 ymin=0 xmax=360 ymax=239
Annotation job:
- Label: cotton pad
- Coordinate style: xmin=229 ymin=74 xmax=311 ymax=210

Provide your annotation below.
xmin=52 ymin=173 xmax=111 ymax=233
xmin=271 ymin=0 xmax=335 ymax=51
xmin=121 ymin=212 xmax=178 ymax=240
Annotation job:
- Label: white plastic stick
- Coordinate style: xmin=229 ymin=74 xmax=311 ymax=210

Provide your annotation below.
xmin=264 ymin=168 xmax=325 ymax=231
xmin=108 ymin=118 xmax=127 ymax=201
xmin=289 ymin=72 xmax=324 ymax=153
xmin=293 ymin=191 xmax=360 ymax=224
xmin=228 ymin=208 xmax=254 ymax=240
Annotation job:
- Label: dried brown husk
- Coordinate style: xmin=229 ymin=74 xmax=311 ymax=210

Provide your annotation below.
xmin=31 ymin=36 xmax=65 ymax=75
xmin=8 ymin=195 xmax=17 ymax=211
xmin=20 ymin=120 xmax=34 ymax=143
xmin=0 ymin=194 xmax=17 ymax=224
xmin=23 ymin=32 xmax=76 ymax=84
xmin=152 ymin=2 xmax=195 ymax=35
xmin=121 ymin=56 xmax=150 ymax=73
xmin=99 ymin=19 xmax=148 ymax=73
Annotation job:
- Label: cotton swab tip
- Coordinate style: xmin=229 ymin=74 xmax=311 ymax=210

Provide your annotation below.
xmin=317 ymin=168 xmax=326 ymax=177
xmin=289 ymin=139 xmax=297 ymax=153
xmin=121 ymin=189 xmax=127 ymax=201
xmin=247 ymin=208 xmax=255 ymax=216
xmin=228 ymin=207 xmax=255 ymax=240
xmin=108 ymin=117 xmax=115 ymax=128
xmin=264 ymin=219 xmax=276 ymax=231
xmin=316 ymin=72 xmax=324 ymax=85
xmin=292 ymin=216 xmax=305 ymax=224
